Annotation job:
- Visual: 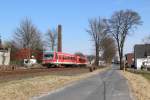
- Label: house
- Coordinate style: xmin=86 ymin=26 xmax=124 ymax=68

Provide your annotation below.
xmin=134 ymin=44 xmax=150 ymax=69
xmin=125 ymin=53 xmax=134 ymax=67
xmin=13 ymin=48 xmax=43 ymax=62
xmin=0 ymin=48 xmax=11 ymax=65
xmin=0 ymin=36 xmax=11 ymax=65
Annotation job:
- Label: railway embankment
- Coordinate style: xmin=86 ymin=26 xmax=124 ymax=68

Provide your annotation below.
xmin=0 ymin=66 xmax=108 ymax=100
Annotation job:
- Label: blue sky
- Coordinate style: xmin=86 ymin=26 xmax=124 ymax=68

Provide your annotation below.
xmin=0 ymin=0 xmax=150 ymax=55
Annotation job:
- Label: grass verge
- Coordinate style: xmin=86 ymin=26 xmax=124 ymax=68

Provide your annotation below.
xmin=142 ymin=73 xmax=150 ymax=81
xmin=0 ymin=68 xmax=107 ymax=100
xmin=127 ymin=69 xmax=150 ymax=81
xmin=121 ymin=70 xmax=150 ymax=100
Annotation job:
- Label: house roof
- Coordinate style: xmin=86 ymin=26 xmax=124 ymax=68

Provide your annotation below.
xmin=134 ymin=44 xmax=150 ymax=58
xmin=14 ymin=48 xmax=42 ymax=60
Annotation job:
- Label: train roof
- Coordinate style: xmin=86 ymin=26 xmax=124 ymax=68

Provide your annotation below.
xmin=57 ymin=52 xmax=76 ymax=56
xmin=43 ymin=51 xmax=86 ymax=58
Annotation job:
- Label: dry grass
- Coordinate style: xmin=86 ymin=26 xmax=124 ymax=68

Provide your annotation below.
xmin=121 ymin=71 xmax=150 ymax=100
xmin=0 ymin=68 xmax=107 ymax=100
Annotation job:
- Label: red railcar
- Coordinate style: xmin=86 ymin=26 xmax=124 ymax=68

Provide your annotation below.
xmin=42 ymin=51 xmax=87 ymax=67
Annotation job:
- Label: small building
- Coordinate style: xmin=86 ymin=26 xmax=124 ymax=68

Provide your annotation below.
xmin=13 ymin=48 xmax=43 ymax=62
xmin=134 ymin=44 xmax=150 ymax=69
xmin=125 ymin=53 xmax=134 ymax=67
xmin=0 ymin=36 xmax=11 ymax=65
xmin=0 ymin=48 xmax=11 ymax=65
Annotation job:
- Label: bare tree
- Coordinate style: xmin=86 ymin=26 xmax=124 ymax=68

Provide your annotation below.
xmin=46 ymin=29 xmax=57 ymax=51
xmin=142 ymin=35 xmax=150 ymax=44
xmin=3 ymin=40 xmax=18 ymax=51
xmin=13 ymin=18 xmax=43 ymax=60
xmin=102 ymin=37 xmax=116 ymax=63
xmin=3 ymin=40 xmax=19 ymax=61
xmin=13 ymin=18 xmax=43 ymax=51
xmin=87 ymin=55 xmax=95 ymax=65
xmin=74 ymin=52 xmax=85 ymax=57
xmin=87 ymin=17 xmax=109 ymax=66
xmin=109 ymin=10 xmax=142 ymax=69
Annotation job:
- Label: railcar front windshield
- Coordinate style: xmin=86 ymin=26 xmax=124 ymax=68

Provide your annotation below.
xmin=44 ymin=53 xmax=54 ymax=59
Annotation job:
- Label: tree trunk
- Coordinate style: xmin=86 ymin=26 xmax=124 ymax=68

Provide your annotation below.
xmin=117 ymin=41 xmax=123 ymax=70
xmin=119 ymin=51 xmax=123 ymax=70
xmin=95 ymin=45 xmax=99 ymax=66
xmin=119 ymin=56 xmax=123 ymax=70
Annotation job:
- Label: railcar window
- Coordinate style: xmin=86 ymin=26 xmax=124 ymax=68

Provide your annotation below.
xmin=44 ymin=54 xmax=53 ymax=59
xmin=79 ymin=58 xmax=85 ymax=62
xmin=64 ymin=56 xmax=66 ymax=60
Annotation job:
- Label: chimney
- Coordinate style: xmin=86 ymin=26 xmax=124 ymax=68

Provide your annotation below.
xmin=0 ymin=35 xmax=2 ymax=49
xmin=57 ymin=25 xmax=62 ymax=52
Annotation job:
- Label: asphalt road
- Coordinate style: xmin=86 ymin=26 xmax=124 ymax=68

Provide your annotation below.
xmin=35 ymin=65 xmax=132 ymax=100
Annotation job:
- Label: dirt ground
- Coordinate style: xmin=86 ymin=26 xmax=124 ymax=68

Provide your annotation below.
xmin=0 ymin=67 xmax=89 ymax=83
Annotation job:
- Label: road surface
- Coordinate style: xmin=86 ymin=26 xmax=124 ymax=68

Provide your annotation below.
xmin=34 ymin=65 xmax=132 ymax=100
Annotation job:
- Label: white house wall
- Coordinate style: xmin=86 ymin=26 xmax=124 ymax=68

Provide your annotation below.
xmin=136 ymin=58 xmax=147 ymax=70
xmin=0 ymin=50 xmax=10 ymax=65
xmin=4 ymin=52 xmax=10 ymax=65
